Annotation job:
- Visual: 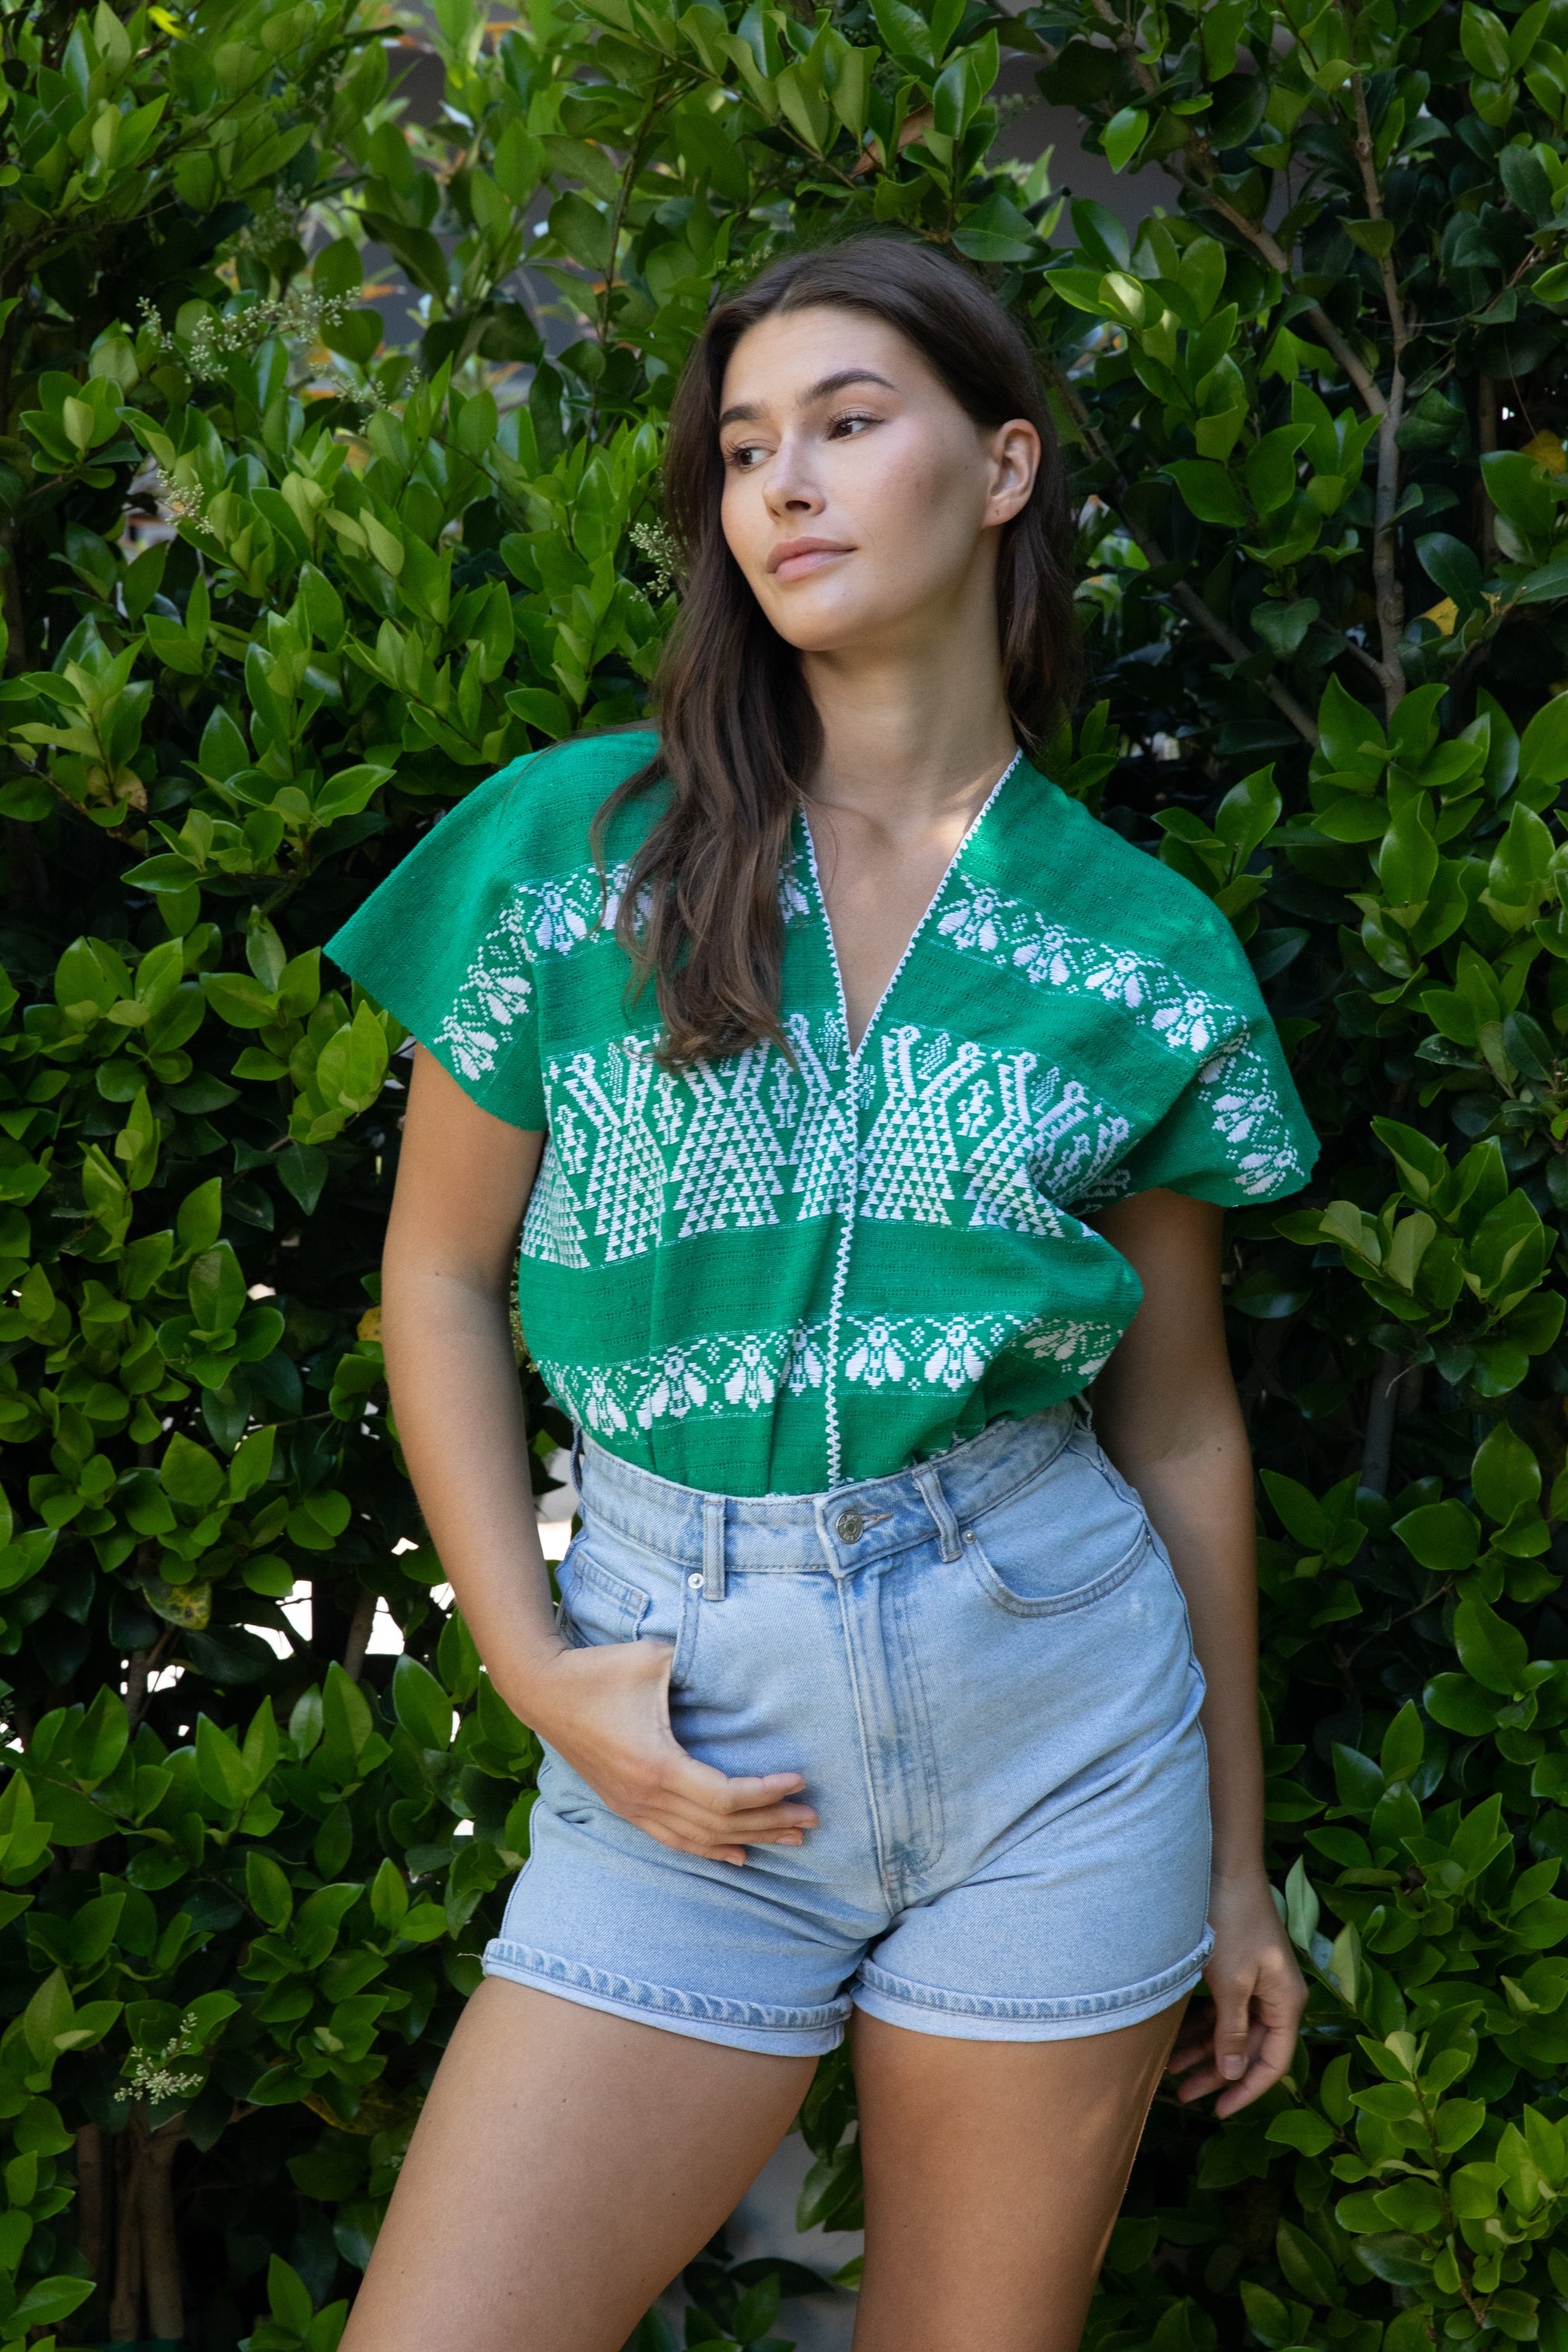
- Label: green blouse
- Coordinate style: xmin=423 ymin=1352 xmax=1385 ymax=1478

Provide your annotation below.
xmin=326 ymin=731 xmax=1320 ymax=1498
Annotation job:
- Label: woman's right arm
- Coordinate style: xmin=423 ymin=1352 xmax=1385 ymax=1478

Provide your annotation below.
xmin=380 ymin=1045 xmax=817 ymax=1865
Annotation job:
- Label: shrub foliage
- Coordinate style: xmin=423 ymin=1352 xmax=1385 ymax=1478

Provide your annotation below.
xmin=5 ymin=0 xmax=1568 ymax=2343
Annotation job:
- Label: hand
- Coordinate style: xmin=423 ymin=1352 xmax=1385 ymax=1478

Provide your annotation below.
xmin=1166 ymin=1872 xmax=1307 ymax=2118
xmin=507 ymin=1635 xmax=818 ymax=1867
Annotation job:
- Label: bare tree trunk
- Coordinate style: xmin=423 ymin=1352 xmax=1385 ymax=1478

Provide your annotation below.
xmin=75 ymin=2123 xmax=107 ymax=2281
xmin=143 ymin=2123 xmax=186 ymax=2343
xmin=124 ymin=1626 xmax=173 ymax=1731
xmin=124 ymin=1647 xmax=152 ymax=1726
xmin=109 ymin=2126 xmax=144 ymax=2342
xmin=343 ymin=1587 xmax=378 ymax=1681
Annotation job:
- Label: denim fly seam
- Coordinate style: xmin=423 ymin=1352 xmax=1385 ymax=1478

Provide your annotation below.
xmin=483 ymin=1403 xmax=1216 ymax=2055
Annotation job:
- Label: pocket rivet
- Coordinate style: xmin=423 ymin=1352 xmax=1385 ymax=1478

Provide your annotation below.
xmin=964 ymin=1530 xmax=975 ymax=1543
xmin=687 ymin=1572 xmax=704 ymax=1589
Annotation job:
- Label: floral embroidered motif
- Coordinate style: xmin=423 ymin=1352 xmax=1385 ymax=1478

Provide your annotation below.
xmin=1193 ymin=1033 xmax=1307 ymax=1197
xmin=839 ymin=1310 xmax=1121 ymax=1392
xmin=433 ymin=858 xmax=629 ymax=1083
xmin=537 ymin=1307 xmax=1121 ymax=1436
xmin=537 ymin=1328 xmax=812 ymax=1436
xmin=937 ymin=876 xmax=1302 ymax=1200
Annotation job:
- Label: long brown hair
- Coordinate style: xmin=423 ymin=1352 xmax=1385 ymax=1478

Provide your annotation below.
xmin=595 ymin=233 xmax=1081 ymax=1070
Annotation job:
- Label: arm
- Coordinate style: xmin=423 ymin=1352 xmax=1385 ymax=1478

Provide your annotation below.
xmin=1082 ymin=1185 xmax=1306 ymax=2117
xmin=381 ymin=1045 xmax=817 ymax=1866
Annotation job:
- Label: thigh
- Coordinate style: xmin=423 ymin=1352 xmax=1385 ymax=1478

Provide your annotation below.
xmin=341 ymin=1978 xmax=817 ymax=2352
xmin=850 ymin=1994 xmax=1188 ymax=2352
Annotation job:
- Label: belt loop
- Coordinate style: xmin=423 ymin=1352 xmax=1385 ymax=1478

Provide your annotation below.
xmin=702 ymin=1494 xmax=727 ymax=1601
xmin=913 ymin=1463 xmax=962 ymax=1563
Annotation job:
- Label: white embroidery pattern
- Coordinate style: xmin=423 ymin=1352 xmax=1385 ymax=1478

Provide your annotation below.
xmin=536 ymin=1309 xmax=1120 ymax=1434
xmin=841 ymin=1310 xmax=1122 ymax=1392
xmin=435 ymin=858 xmax=630 ymax=1083
xmin=537 ymin=1328 xmax=810 ymax=1436
xmin=672 ymin=1048 xmax=786 ymax=1238
xmin=558 ymin=1041 xmax=672 ymax=1264
xmin=518 ymin=1020 xmax=1133 ymax=1269
xmin=859 ymin=1027 xmax=985 ymax=1226
xmin=520 ymin=1141 xmax=590 ymax=1269
xmin=936 ymin=878 xmax=1306 ymax=1199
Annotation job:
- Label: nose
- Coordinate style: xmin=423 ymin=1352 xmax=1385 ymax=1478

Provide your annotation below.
xmin=764 ymin=432 xmax=824 ymax=520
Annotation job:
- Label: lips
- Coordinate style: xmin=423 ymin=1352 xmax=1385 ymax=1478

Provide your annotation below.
xmin=767 ymin=537 xmax=852 ymax=579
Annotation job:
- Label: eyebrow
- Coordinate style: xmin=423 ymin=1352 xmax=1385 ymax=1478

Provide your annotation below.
xmin=717 ymin=368 xmax=899 ymax=430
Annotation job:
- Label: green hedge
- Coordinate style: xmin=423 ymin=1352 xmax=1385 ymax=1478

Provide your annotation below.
xmin=4 ymin=0 xmax=1568 ymax=2343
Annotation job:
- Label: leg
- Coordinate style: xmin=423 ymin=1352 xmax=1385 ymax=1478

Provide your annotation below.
xmin=850 ymin=1993 xmax=1188 ymax=2352
xmin=341 ymin=1977 xmax=817 ymax=2352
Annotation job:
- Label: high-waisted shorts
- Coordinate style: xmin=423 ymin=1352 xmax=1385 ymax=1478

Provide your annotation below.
xmin=481 ymin=1398 xmax=1214 ymax=2056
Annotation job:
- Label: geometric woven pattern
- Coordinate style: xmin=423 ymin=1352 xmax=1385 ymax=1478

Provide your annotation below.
xmin=328 ymin=733 xmax=1319 ymax=1493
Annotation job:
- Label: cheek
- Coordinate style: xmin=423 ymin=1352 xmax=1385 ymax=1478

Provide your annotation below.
xmin=720 ymin=474 xmax=766 ymax=579
xmin=854 ymin=436 xmax=986 ymax=569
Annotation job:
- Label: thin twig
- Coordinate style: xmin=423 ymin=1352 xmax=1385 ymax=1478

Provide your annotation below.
xmin=1083 ymin=0 xmax=1386 ymax=416
xmin=1349 ymin=68 xmax=1409 ymax=711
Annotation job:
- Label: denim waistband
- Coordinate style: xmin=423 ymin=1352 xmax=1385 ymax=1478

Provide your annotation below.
xmin=567 ymin=1398 xmax=1095 ymax=1578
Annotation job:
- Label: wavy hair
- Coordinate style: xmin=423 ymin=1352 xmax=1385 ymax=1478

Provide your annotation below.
xmin=594 ymin=233 xmax=1081 ymax=1069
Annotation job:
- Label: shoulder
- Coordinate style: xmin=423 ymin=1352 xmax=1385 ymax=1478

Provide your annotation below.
xmin=450 ymin=726 xmax=663 ymax=880
xmin=989 ymin=770 xmax=1258 ymax=999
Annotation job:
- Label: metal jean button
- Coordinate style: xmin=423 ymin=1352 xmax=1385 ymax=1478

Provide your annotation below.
xmin=835 ymin=1508 xmax=865 ymax=1543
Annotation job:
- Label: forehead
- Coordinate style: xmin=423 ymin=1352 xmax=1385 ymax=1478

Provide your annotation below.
xmin=719 ymin=305 xmax=934 ymax=411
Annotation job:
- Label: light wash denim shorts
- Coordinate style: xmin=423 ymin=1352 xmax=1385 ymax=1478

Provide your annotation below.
xmin=481 ymin=1398 xmax=1214 ymax=2056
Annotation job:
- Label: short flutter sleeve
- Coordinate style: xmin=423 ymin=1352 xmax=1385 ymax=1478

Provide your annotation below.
xmin=1112 ymin=912 xmax=1321 ymax=1208
xmin=324 ymin=756 xmax=547 ymax=1131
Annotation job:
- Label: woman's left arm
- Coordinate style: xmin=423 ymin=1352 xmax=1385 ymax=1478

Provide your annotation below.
xmin=1083 ymin=1185 xmax=1307 ymax=2119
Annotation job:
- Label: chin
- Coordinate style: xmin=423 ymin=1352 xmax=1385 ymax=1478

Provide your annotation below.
xmin=758 ymin=588 xmax=915 ymax=656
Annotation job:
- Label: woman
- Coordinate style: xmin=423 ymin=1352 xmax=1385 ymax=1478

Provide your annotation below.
xmin=328 ymin=235 xmax=1319 ymax=2352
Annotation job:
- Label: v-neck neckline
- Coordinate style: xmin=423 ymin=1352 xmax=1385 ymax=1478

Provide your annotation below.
xmin=795 ymin=747 xmax=1023 ymax=1064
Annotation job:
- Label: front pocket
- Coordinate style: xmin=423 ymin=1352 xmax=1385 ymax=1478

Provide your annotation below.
xmin=557 ymin=1545 xmax=651 ymax=1648
xmin=963 ymin=1443 xmax=1152 ymax=1616
xmin=968 ymin=1521 xmax=1148 ymax=1615
xmin=556 ymin=1530 xmax=698 ymax=1685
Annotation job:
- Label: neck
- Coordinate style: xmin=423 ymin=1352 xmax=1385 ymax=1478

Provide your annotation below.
xmin=798 ymin=587 xmax=1017 ymax=833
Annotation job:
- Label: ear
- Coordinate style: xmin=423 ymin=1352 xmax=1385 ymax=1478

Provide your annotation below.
xmin=983 ymin=418 xmax=1041 ymax=527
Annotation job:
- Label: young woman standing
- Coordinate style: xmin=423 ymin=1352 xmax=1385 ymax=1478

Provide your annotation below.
xmin=328 ymin=236 xmax=1320 ymax=2352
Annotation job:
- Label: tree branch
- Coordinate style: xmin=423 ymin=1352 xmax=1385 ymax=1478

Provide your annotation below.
xmin=1349 ymin=71 xmax=1409 ymax=360
xmin=1371 ymin=370 xmax=1409 ymax=716
xmin=343 ymin=1587 xmax=378 ymax=1681
xmin=1083 ymin=0 xmax=1386 ymax=416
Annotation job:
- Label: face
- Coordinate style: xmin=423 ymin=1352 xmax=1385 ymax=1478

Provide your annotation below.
xmin=716 ymin=305 xmax=1041 ymax=661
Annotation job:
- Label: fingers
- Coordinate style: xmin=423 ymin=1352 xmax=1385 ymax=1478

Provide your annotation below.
xmin=614 ymin=1748 xmax=819 ymax=1864
xmin=671 ymin=1755 xmax=817 ymax=1821
xmin=1216 ymin=2015 xmax=1300 ymax=2116
xmin=1168 ymin=1960 xmax=1306 ymax=2116
xmin=1210 ymin=1971 xmax=1256 ymax=2088
xmin=545 ymin=1642 xmax=821 ymax=1862
xmin=651 ymin=1755 xmax=818 ymax=1853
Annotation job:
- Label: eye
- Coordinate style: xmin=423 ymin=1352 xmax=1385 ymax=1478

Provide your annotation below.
xmin=827 ymin=410 xmax=879 ymax=439
xmin=723 ymin=439 xmax=769 ymax=470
